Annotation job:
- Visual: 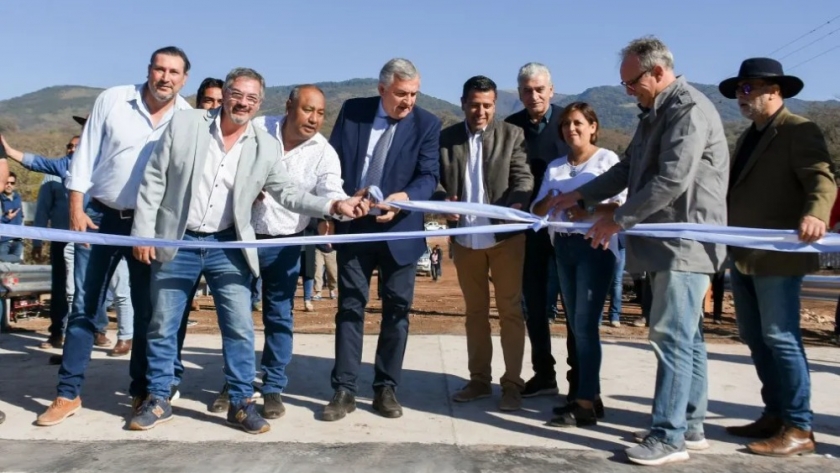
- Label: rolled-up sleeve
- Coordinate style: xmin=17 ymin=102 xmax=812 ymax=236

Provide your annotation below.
xmin=67 ymin=91 xmax=109 ymax=193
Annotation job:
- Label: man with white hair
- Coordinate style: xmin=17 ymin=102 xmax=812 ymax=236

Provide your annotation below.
xmin=323 ymin=58 xmax=441 ymax=422
xmin=504 ymin=63 xmax=573 ymax=403
xmin=551 ymin=36 xmax=729 ymax=466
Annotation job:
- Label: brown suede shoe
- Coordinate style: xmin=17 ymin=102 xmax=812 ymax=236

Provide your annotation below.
xmin=36 ymin=397 xmax=81 ymax=426
xmin=499 ymin=384 xmax=522 ymax=412
xmin=747 ymin=425 xmax=816 ymax=457
xmin=94 ymin=333 xmax=112 ymax=347
xmin=726 ymin=414 xmax=783 ymax=438
xmin=39 ymin=336 xmax=64 ymax=349
xmin=452 ymin=381 xmax=492 ymax=403
xmin=109 ymin=339 xmax=132 ymax=357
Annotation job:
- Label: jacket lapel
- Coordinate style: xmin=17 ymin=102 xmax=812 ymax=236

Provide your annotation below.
xmin=190 ymin=110 xmax=215 ymax=194
xmin=353 ymin=99 xmax=379 ymax=191
xmin=451 ymin=123 xmax=469 ymax=199
xmin=732 ymin=108 xmax=788 ymax=188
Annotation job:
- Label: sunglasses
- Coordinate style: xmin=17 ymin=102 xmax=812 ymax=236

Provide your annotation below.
xmin=6 ymin=181 xmax=15 ymax=185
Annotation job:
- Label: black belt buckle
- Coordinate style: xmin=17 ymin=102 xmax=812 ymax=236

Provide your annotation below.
xmin=118 ymin=209 xmax=134 ymax=220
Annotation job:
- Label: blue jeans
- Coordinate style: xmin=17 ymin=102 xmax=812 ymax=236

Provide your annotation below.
xmin=607 ymin=237 xmax=626 ymax=323
xmin=730 ymin=266 xmax=811 ymax=430
xmin=257 ymin=235 xmax=302 ymax=394
xmin=0 ymin=239 xmax=24 ymax=263
xmin=554 ymin=234 xmax=615 ymax=401
xmin=251 ymin=276 xmax=262 ymax=306
xmin=57 ymin=201 xmax=152 ymax=400
xmin=146 ymin=229 xmax=255 ymax=405
xmin=647 ymin=270 xmax=710 ymax=446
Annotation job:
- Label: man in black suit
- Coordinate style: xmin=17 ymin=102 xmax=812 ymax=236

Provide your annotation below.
xmin=324 ymin=58 xmax=441 ymax=421
xmin=504 ymin=62 xmax=571 ymax=399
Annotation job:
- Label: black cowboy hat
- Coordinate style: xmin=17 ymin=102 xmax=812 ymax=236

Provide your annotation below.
xmin=719 ymin=57 xmax=804 ymax=99
xmin=72 ymin=115 xmax=88 ymax=126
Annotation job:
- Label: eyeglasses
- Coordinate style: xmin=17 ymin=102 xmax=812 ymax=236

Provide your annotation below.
xmin=6 ymin=181 xmax=15 ymax=186
xmin=66 ymin=144 xmax=76 ymax=150
xmin=621 ymin=69 xmax=651 ymax=89
xmin=735 ymin=83 xmax=766 ymax=96
xmin=227 ymin=88 xmax=261 ymax=106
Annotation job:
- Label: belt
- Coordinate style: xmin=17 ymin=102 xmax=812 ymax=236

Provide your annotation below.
xmin=255 ymin=231 xmax=304 ymax=240
xmin=91 ymin=199 xmax=134 ymax=219
xmin=185 ymin=227 xmax=235 ymax=237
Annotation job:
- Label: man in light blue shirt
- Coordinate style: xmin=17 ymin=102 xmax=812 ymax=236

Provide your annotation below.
xmin=36 ymin=46 xmax=193 ymax=427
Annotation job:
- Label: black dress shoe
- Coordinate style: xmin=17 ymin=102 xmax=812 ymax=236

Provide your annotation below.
xmin=547 ymin=402 xmax=597 ymax=428
xmin=553 ymin=397 xmax=605 ymax=419
xmin=372 ymin=386 xmax=403 ymax=419
xmin=262 ymin=393 xmax=286 ymax=419
xmin=322 ymin=390 xmax=356 ymax=422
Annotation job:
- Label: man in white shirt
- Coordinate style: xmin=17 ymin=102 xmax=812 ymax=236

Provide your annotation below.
xmin=436 ymin=76 xmax=533 ymax=412
xmin=206 ymin=84 xmax=347 ymax=418
xmin=36 ymin=46 xmax=193 ymax=427
xmin=124 ymin=69 xmax=368 ymax=434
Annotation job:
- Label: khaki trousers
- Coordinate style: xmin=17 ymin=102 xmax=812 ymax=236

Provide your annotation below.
xmin=452 ymin=233 xmax=526 ymax=388
xmin=314 ymin=249 xmax=338 ymax=294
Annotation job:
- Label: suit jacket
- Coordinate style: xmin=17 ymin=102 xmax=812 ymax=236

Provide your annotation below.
xmin=329 ymin=96 xmax=441 ymax=266
xmin=132 ymin=108 xmax=332 ymax=277
xmin=434 ymin=119 xmax=533 ymax=242
xmin=728 ymin=106 xmax=836 ymax=276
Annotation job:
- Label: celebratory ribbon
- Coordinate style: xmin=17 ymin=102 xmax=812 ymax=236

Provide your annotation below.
xmin=0 ymin=186 xmax=836 ymax=253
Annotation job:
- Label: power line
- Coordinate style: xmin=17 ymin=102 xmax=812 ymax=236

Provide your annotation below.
xmin=769 ymin=13 xmax=840 ymax=56
xmin=789 ymin=43 xmax=840 ymax=70
xmin=779 ymin=25 xmax=840 ymax=60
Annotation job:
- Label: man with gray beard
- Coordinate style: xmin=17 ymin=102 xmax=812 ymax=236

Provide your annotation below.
xmin=719 ymin=57 xmax=835 ymax=457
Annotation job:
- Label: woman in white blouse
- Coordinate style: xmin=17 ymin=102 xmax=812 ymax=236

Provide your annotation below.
xmin=531 ymin=102 xmax=627 ymax=428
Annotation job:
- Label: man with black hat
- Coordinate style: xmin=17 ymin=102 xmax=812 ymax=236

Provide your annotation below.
xmin=720 ymin=58 xmax=835 ymax=457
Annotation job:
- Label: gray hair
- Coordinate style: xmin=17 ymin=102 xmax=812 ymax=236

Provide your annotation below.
xmin=378 ymin=58 xmax=419 ymax=87
xmin=620 ymin=36 xmax=674 ymax=71
xmin=287 ymin=84 xmax=325 ymax=104
xmin=224 ymin=67 xmax=265 ymax=98
xmin=517 ymin=62 xmax=552 ymax=86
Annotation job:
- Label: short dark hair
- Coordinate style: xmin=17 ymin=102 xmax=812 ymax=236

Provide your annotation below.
xmin=8 ymin=172 xmax=16 ymax=180
xmin=461 ymin=75 xmax=497 ymax=100
xmin=287 ymin=84 xmax=325 ymax=104
xmin=150 ymin=46 xmax=191 ymax=73
xmin=196 ymin=77 xmax=224 ymax=104
xmin=558 ymin=102 xmax=601 ymax=144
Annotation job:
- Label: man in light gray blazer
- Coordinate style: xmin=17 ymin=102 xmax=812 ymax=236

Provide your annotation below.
xmin=128 ymin=68 xmax=368 ymax=435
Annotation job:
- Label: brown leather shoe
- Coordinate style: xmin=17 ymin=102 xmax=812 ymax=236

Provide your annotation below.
xmin=39 ymin=336 xmax=64 ymax=349
xmin=36 ymin=397 xmax=81 ymax=426
xmin=747 ymin=425 xmax=816 ymax=457
xmin=109 ymin=339 xmax=132 ymax=357
xmin=94 ymin=332 xmax=112 ymax=347
xmin=726 ymin=414 xmax=783 ymax=438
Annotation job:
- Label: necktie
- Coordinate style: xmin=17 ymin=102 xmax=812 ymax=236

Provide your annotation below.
xmin=363 ymin=117 xmax=397 ymax=189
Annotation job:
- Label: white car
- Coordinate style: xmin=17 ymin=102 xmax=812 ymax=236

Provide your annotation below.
xmin=424 ymin=221 xmax=445 ymax=231
xmin=416 ymin=247 xmax=432 ymax=276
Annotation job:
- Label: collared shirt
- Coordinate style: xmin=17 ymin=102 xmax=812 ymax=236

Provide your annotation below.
xmin=185 ymin=115 xmax=253 ymax=233
xmin=251 ymin=116 xmax=347 ymax=236
xmin=526 ymin=105 xmax=552 ymax=136
xmin=67 ymin=83 xmax=192 ymax=210
xmin=456 ymin=123 xmax=495 ymax=250
xmin=358 ymin=100 xmax=397 ymax=190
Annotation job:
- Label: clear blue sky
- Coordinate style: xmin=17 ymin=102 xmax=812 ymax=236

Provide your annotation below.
xmin=1 ymin=0 xmax=838 ymax=104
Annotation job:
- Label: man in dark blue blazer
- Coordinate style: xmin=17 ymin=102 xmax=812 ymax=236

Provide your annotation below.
xmin=324 ymin=58 xmax=441 ymax=422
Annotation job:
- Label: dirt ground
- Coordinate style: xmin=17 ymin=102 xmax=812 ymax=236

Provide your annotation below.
xmin=7 ymin=237 xmax=840 ymax=347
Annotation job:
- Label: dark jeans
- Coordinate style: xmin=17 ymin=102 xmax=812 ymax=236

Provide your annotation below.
xmin=607 ymin=238 xmax=625 ymax=323
xmin=332 ymin=241 xmax=415 ymax=394
xmin=47 ymin=241 xmax=69 ymax=339
xmin=555 ymin=234 xmax=615 ymax=401
xmin=522 ymin=229 xmax=558 ymax=381
xmin=711 ymin=269 xmax=725 ymax=321
xmin=57 ymin=200 xmax=152 ymax=400
xmin=730 ymin=266 xmax=811 ymax=430
xmin=431 ymin=263 xmax=441 ymax=281
xmin=257 ymin=233 xmax=302 ymax=394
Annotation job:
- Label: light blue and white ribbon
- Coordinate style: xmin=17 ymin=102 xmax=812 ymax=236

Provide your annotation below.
xmin=0 ymin=186 xmax=836 ymax=253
